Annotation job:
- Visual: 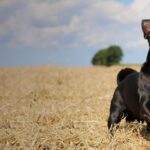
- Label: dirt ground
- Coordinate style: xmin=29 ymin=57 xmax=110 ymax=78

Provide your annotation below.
xmin=1 ymin=65 xmax=150 ymax=150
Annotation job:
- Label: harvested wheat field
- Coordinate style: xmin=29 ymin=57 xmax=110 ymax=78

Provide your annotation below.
xmin=1 ymin=64 xmax=150 ymax=150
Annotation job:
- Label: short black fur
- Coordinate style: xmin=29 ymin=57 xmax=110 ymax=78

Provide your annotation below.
xmin=108 ymin=19 xmax=150 ymax=135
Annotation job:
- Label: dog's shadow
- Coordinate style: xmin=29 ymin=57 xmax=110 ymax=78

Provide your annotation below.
xmin=140 ymin=126 xmax=150 ymax=141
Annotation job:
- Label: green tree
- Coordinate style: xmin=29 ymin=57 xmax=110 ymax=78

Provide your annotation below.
xmin=92 ymin=45 xmax=123 ymax=66
xmin=91 ymin=48 xmax=107 ymax=65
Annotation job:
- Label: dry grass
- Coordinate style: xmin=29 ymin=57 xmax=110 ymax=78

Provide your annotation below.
xmin=1 ymin=64 xmax=150 ymax=150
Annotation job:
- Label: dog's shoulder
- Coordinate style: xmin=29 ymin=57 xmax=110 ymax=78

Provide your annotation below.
xmin=139 ymin=72 xmax=150 ymax=84
xmin=138 ymin=72 xmax=150 ymax=94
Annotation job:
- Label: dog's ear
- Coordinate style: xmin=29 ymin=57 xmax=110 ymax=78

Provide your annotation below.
xmin=142 ymin=19 xmax=150 ymax=39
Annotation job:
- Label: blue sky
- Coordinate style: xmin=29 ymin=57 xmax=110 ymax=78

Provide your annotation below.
xmin=0 ymin=0 xmax=150 ymax=67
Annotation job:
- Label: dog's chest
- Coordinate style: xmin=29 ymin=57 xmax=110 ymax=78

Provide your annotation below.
xmin=138 ymin=73 xmax=150 ymax=96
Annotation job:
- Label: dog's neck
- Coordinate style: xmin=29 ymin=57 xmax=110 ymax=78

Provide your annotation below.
xmin=145 ymin=39 xmax=150 ymax=60
xmin=141 ymin=40 xmax=150 ymax=75
xmin=148 ymin=39 xmax=150 ymax=47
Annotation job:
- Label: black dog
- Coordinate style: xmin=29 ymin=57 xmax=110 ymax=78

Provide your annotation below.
xmin=108 ymin=19 xmax=150 ymax=134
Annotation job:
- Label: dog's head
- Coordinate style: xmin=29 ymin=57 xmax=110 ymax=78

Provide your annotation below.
xmin=142 ymin=19 xmax=150 ymax=40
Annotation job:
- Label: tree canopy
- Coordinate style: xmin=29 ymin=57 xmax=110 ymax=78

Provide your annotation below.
xmin=92 ymin=45 xmax=123 ymax=66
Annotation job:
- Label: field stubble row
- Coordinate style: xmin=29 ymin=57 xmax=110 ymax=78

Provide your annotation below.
xmin=1 ymin=65 xmax=150 ymax=150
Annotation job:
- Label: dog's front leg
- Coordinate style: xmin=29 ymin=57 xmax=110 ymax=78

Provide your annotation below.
xmin=140 ymin=95 xmax=150 ymax=131
xmin=108 ymin=88 xmax=126 ymax=135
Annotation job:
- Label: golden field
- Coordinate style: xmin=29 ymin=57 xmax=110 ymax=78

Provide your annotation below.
xmin=1 ymin=65 xmax=150 ymax=150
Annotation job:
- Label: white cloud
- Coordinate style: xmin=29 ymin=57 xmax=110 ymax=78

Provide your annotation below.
xmin=125 ymin=38 xmax=147 ymax=49
xmin=0 ymin=0 xmax=149 ymax=50
xmin=115 ymin=0 xmax=150 ymax=24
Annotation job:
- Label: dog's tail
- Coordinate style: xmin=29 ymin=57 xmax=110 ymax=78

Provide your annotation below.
xmin=117 ymin=68 xmax=137 ymax=85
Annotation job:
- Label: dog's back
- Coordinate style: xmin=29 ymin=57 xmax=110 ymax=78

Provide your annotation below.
xmin=117 ymin=68 xmax=137 ymax=85
xmin=119 ymin=72 xmax=140 ymax=117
